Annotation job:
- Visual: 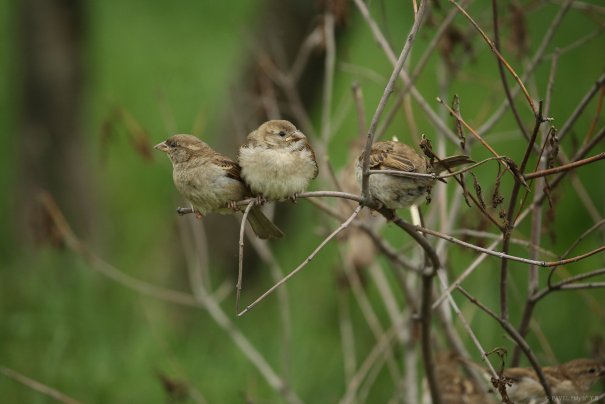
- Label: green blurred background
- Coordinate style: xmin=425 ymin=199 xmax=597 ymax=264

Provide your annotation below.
xmin=1 ymin=0 xmax=604 ymax=402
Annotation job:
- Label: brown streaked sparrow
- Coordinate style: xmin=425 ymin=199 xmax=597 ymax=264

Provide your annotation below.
xmin=433 ymin=352 xmax=491 ymax=404
xmin=356 ymin=140 xmax=473 ymax=209
xmin=500 ymin=358 xmax=605 ymax=403
xmin=155 ymin=134 xmax=283 ymax=239
xmin=238 ymin=120 xmax=318 ymax=201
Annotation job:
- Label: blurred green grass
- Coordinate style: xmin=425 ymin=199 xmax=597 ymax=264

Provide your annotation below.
xmin=1 ymin=1 xmax=605 ymax=402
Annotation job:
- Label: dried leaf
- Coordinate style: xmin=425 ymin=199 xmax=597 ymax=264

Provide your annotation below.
xmin=492 ymin=175 xmax=504 ymax=209
xmin=470 ymin=172 xmax=486 ymax=210
xmin=438 ymin=24 xmax=474 ymax=74
xmin=318 ymin=0 xmax=350 ymax=26
xmin=547 ymin=128 xmax=559 ymax=169
xmin=452 ymin=95 xmax=466 ymax=150
xmin=119 ymin=108 xmax=154 ymax=162
xmin=508 ymin=1 xmax=529 ymax=59
xmin=502 ymin=157 xmax=528 ymax=188
xmin=419 ymin=134 xmax=437 ymax=164
xmin=157 ymin=372 xmax=189 ymax=402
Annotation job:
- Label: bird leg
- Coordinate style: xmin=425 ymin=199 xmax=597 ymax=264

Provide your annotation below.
xmin=226 ymin=201 xmax=240 ymax=212
xmin=194 ymin=209 xmax=204 ymax=219
xmin=176 ymin=206 xmax=195 ymax=216
xmin=254 ymin=195 xmax=267 ymax=206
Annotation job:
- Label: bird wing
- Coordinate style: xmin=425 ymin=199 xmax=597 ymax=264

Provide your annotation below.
xmin=213 ymin=153 xmax=242 ymax=181
xmin=305 ymin=140 xmax=319 ymax=179
xmin=368 ymin=142 xmax=416 ymax=172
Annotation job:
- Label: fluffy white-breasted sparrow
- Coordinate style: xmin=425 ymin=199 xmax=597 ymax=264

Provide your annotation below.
xmin=238 ymin=120 xmax=318 ymax=201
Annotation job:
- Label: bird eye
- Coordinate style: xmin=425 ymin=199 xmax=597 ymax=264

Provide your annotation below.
xmin=278 ymin=131 xmax=286 ymax=137
xmin=166 ymin=139 xmax=177 ymax=148
xmin=588 ymin=368 xmax=596 ymax=374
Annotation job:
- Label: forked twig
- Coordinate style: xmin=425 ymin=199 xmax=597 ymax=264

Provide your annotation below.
xmin=449 ymin=0 xmax=537 ymax=115
xmin=359 ymin=0 xmax=429 ymax=199
xmin=237 ymin=200 xmax=256 ymax=313
xmin=238 ymin=206 xmax=363 ymax=316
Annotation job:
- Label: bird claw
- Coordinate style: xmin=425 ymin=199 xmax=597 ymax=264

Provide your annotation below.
xmin=176 ymin=206 xmax=192 ymax=216
xmin=254 ymin=195 xmax=267 ymax=206
xmin=194 ymin=210 xmax=203 ymax=219
xmin=226 ymin=201 xmax=239 ymax=212
xmin=288 ymin=194 xmax=299 ymax=203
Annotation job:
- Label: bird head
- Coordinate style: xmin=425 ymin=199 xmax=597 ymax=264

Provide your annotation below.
xmin=561 ymin=358 xmax=605 ymax=391
xmin=249 ymin=120 xmax=307 ymax=150
xmin=154 ymin=134 xmax=211 ymax=165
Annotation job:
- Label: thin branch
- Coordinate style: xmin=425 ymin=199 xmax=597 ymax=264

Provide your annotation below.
xmin=340 ymin=314 xmax=401 ymax=403
xmin=437 ymin=98 xmax=506 ymax=161
xmin=415 ymin=224 xmax=605 ymax=268
xmin=289 ymin=197 xmax=418 ymax=273
xmin=435 ymin=272 xmax=500 ymax=388
xmin=385 ymin=210 xmax=442 ymax=404
xmin=538 ymin=268 xmax=605 ymax=301
xmin=352 ymin=82 xmax=366 ymax=140
xmin=359 ymin=0 xmax=429 ymax=200
xmin=433 ymin=239 xmax=500 ymax=309
xmin=369 ymin=156 xmax=508 ymax=180
xmin=449 ymin=229 xmax=558 ymax=258
xmin=236 ymin=201 xmax=255 ymax=313
xmin=376 ymin=0 xmax=471 ymax=139
xmin=523 ymin=152 xmax=605 ymax=180
xmin=0 ymin=367 xmax=82 ymax=404
xmin=456 ymin=288 xmax=555 ymax=403
xmin=321 ymin=11 xmax=336 ymax=144
xmin=336 ymin=246 xmax=402 ymax=385
xmin=547 ymin=26 xmax=605 ymax=60
xmin=450 ymin=0 xmax=537 ymax=115
xmin=557 ymin=70 xmax=605 ymax=142
xmin=243 ymin=226 xmax=294 ymax=389
xmin=499 ymin=102 xmax=546 ymax=320
xmin=40 ymin=192 xmax=303 ymax=403
xmin=476 ymin=0 xmax=573 ymax=136
xmin=238 ymin=206 xmax=362 ymax=316
xmin=492 ymin=0 xmax=530 ymax=139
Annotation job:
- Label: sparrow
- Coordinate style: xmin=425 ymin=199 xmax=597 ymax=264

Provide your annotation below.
xmin=238 ymin=120 xmax=318 ymax=201
xmin=500 ymin=358 xmax=605 ymax=403
xmin=433 ymin=353 xmax=491 ymax=404
xmin=355 ymin=140 xmax=473 ymax=209
xmin=155 ymin=134 xmax=283 ymax=239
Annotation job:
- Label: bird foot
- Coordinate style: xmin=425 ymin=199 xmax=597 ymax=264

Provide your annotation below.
xmin=288 ymin=194 xmax=299 ymax=203
xmin=194 ymin=209 xmax=203 ymax=219
xmin=226 ymin=201 xmax=239 ymax=212
xmin=254 ymin=195 xmax=267 ymax=206
xmin=176 ymin=206 xmax=195 ymax=216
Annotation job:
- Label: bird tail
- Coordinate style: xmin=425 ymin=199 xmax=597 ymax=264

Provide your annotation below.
xmin=247 ymin=207 xmax=284 ymax=239
xmin=433 ymin=155 xmax=474 ymax=173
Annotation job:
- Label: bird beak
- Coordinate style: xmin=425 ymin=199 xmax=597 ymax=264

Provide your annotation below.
xmin=288 ymin=130 xmax=305 ymax=141
xmin=154 ymin=141 xmax=169 ymax=152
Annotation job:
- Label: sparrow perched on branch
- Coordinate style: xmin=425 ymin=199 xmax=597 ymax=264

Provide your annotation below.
xmin=433 ymin=353 xmax=491 ymax=404
xmin=499 ymin=358 xmax=605 ymax=403
xmin=238 ymin=120 xmax=318 ymax=201
xmin=356 ymin=140 xmax=473 ymax=209
xmin=155 ymin=134 xmax=283 ymax=239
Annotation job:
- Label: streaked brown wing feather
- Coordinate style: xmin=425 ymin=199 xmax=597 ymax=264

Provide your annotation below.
xmin=368 ymin=141 xmax=417 ymax=172
xmin=213 ymin=153 xmax=242 ymax=180
xmin=305 ymin=141 xmax=319 ymax=179
xmin=382 ymin=152 xmax=416 ymax=172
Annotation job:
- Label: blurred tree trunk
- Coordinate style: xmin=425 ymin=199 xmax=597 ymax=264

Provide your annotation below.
xmin=17 ymin=0 xmax=95 ymax=243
